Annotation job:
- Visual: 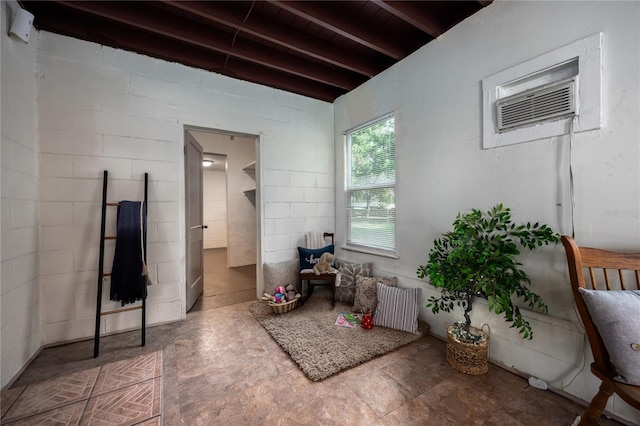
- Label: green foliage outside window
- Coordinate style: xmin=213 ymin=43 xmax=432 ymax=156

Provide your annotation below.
xmin=348 ymin=116 xmax=396 ymax=251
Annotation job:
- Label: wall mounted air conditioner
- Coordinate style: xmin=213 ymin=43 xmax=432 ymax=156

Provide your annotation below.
xmin=497 ymin=77 xmax=576 ymax=132
xmin=482 ymin=32 xmax=601 ymax=149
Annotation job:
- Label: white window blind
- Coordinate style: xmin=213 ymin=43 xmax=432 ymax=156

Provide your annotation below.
xmin=346 ymin=115 xmax=396 ymax=252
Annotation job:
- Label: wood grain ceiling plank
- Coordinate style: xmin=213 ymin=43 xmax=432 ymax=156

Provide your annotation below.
xmin=373 ymin=1 xmax=445 ymax=37
xmin=163 ymin=0 xmax=385 ymax=77
xmin=267 ymin=0 xmax=407 ymax=59
xmin=54 ymin=0 xmax=362 ymax=90
xmin=27 ymin=2 xmax=343 ymax=102
xmin=24 ymin=0 xmax=491 ymax=102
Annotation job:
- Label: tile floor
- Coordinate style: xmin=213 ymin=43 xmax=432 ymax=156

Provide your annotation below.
xmin=1 ymin=351 xmax=162 ymax=425
xmin=3 ymin=290 xmax=625 ymax=425
xmin=1 ymin=249 xmax=626 ymax=425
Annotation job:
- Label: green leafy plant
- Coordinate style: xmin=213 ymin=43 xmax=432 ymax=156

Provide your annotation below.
xmin=417 ymin=204 xmax=560 ymax=340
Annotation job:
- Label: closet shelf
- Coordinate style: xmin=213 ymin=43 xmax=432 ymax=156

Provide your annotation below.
xmin=243 ymin=160 xmax=256 ymax=198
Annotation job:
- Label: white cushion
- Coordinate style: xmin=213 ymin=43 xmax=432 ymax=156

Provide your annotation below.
xmin=579 ymin=288 xmax=640 ymax=386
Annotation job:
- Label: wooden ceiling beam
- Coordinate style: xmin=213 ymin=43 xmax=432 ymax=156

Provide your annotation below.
xmin=53 ymin=0 xmax=363 ymax=91
xmin=373 ymin=1 xmax=445 ymax=37
xmin=27 ymin=3 xmax=343 ymax=102
xmin=162 ymin=0 xmax=386 ymax=77
xmin=267 ymin=0 xmax=406 ymax=60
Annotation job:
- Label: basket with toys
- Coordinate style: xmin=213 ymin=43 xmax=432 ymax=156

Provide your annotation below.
xmin=261 ymin=285 xmax=302 ymax=314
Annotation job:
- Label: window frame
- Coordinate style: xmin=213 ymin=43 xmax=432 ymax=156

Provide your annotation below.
xmin=343 ymin=113 xmax=397 ymax=257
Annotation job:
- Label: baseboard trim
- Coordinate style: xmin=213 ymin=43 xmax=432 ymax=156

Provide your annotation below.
xmin=2 ymin=346 xmax=43 ymax=392
xmin=42 ymin=317 xmax=185 ymax=349
xmin=2 ymin=317 xmax=184 ymax=391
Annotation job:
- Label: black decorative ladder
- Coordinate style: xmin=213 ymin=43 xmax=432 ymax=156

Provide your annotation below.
xmin=95 ymin=170 xmax=148 ymax=358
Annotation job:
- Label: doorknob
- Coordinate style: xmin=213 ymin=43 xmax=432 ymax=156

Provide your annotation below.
xmin=189 ymin=225 xmax=208 ymax=230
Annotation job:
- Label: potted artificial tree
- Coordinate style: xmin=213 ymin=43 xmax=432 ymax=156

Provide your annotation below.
xmin=417 ymin=204 xmax=560 ymax=374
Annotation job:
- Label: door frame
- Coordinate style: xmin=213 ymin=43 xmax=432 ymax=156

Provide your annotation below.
xmin=182 ymin=125 xmax=262 ymax=313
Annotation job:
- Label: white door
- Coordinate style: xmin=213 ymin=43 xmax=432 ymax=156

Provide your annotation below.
xmin=185 ymin=131 xmax=204 ymax=311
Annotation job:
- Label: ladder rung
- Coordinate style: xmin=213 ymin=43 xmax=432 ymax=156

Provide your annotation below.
xmin=104 ymin=236 xmax=117 ymax=240
xmin=101 ymin=305 xmax=143 ymax=316
xmin=106 ymin=202 xmax=120 ymax=206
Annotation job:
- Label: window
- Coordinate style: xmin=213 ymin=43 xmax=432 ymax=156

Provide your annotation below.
xmin=346 ymin=115 xmax=396 ymax=253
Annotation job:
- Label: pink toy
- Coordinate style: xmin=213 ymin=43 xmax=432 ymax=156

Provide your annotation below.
xmin=275 ymin=286 xmax=286 ymax=294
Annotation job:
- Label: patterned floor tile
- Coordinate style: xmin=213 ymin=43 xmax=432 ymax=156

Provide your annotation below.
xmin=92 ymin=351 xmax=163 ymax=396
xmin=2 ymin=367 xmax=100 ymax=423
xmin=79 ymin=378 xmax=161 ymax=426
xmin=3 ymin=400 xmax=87 ymax=426
xmin=1 ymin=385 xmax=26 ymax=418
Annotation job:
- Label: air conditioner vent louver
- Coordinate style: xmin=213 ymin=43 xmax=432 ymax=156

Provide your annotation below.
xmin=497 ymin=78 xmax=576 ymax=132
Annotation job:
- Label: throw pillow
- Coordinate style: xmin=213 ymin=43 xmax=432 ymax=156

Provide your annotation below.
xmin=298 ymin=244 xmax=334 ymax=271
xmin=264 ymin=259 xmax=300 ymax=293
xmin=333 ymin=259 xmax=373 ymax=304
xmin=578 ymin=288 xmax=640 ymax=386
xmin=353 ymin=275 xmax=398 ymax=313
xmin=373 ymin=283 xmax=420 ymax=334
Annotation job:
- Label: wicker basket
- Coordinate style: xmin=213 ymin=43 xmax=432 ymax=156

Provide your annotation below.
xmin=267 ymin=298 xmax=298 ymax=314
xmin=446 ymin=324 xmax=489 ymax=375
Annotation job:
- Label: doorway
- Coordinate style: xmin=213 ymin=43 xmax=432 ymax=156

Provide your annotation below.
xmin=184 ymin=127 xmax=260 ymax=313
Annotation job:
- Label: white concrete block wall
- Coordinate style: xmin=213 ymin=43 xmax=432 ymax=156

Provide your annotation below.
xmin=203 ymin=169 xmax=227 ymax=249
xmin=262 ymin=149 xmax=336 ymax=263
xmin=334 ymin=2 xmax=639 ymax=424
xmin=33 ymin=31 xmax=333 ymax=348
xmin=0 ymin=1 xmax=40 ymax=388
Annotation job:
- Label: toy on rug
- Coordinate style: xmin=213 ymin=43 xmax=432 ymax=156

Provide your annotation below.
xmin=261 ymin=284 xmax=302 ymax=304
xmin=313 ymin=252 xmax=337 ymax=275
xmin=361 ymin=308 xmax=374 ymax=330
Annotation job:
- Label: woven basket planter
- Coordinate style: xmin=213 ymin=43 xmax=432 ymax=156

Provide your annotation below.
xmin=446 ymin=324 xmax=489 ymax=375
xmin=268 ymin=298 xmax=298 ymax=314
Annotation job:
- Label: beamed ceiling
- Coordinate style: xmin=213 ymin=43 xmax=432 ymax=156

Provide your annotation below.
xmin=21 ymin=1 xmax=492 ymax=102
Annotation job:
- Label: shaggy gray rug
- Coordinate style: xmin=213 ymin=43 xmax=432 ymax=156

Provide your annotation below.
xmin=249 ymin=291 xmax=426 ymax=381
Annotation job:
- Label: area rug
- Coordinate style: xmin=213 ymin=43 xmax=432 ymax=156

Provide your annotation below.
xmin=249 ymin=292 xmax=427 ymax=381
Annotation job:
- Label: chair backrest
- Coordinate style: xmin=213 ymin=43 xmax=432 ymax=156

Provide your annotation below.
xmin=561 ymin=235 xmax=640 ymax=375
xmin=305 ymin=232 xmax=335 ymax=249
xmin=323 ymin=232 xmax=335 ymax=245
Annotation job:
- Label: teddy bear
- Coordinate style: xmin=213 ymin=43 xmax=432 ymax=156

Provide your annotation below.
xmin=313 ymin=252 xmax=337 ymax=275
